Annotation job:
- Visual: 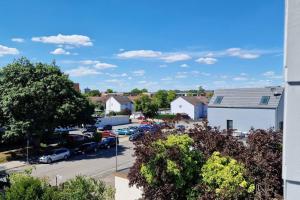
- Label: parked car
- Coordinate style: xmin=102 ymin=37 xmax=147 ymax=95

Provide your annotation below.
xmin=97 ymin=124 xmax=112 ymax=131
xmin=98 ymin=137 xmax=119 ymax=149
xmin=76 ymin=142 xmax=98 ymax=154
xmin=115 ymin=128 xmax=132 ymax=135
xmin=39 ymin=148 xmax=70 ymax=164
xmin=100 ymin=130 xmax=116 ymax=138
xmin=140 ymin=120 xmax=152 ymax=125
xmin=83 ymin=125 xmax=97 ymax=133
xmin=129 ymin=130 xmax=144 ymax=141
xmin=176 ymin=125 xmax=186 ymax=132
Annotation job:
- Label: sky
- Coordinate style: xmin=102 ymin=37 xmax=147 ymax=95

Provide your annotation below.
xmin=0 ymin=0 xmax=284 ymax=92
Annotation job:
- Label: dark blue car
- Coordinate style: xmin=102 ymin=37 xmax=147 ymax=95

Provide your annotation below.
xmin=98 ymin=137 xmax=119 ymax=149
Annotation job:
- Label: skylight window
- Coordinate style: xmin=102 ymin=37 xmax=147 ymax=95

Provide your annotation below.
xmin=214 ymin=96 xmax=223 ymax=104
xmin=260 ymin=96 xmax=270 ymax=105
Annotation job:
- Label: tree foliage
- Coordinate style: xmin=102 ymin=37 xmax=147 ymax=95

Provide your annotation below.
xmin=2 ymin=172 xmax=114 ymax=200
xmin=129 ymin=133 xmax=204 ymax=200
xmin=130 ymin=88 xmax=148 ymax=96
xmin=106 ymin=89 xmax=114 ymax=93
xmin=134 ymin=95 xmax=158 ymax=118
xmin=84 ymin=90 xmax=101 ymax=97
xmin=153 ymin=90 xmax=169 ymax=108
xmin=201 ymin=152 xmax=255 ymax=199
xmin=0 ymin=58 xmax=94 ymax=141
xmin=130 ymin=122 xmax=283 ymax=199
xmin=167 ymin=90 xmax=176 ymax=103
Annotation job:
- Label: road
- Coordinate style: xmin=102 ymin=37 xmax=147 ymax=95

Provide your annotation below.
xmin=13 ymin=138 xmax=135 ymax=186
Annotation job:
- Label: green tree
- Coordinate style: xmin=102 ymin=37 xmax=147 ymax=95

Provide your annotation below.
xmin=85 ymin=90 xmax=101 ymax=97
xmin=57 ymin=176 xmax=114 ymax=200
xmin=4 ymin=171 xmax=54 ymax=200
xmin=0 ymin=58 xmax=94 ymax=142
xmin=130 ymin=134 xmax=204 ymax=199
xmin=201 ymin=151 xmax=255 ymax=199
xmin=167 ymin=90 xmax=177 ymax=103
xmin=106 ymin=89 xmax=114 ymax=93
xmin=197 ymin=86 xmax=205 ymax=95
xmin=153 ymin=90 xmax=169 ymax=108
xmin=134 ymin=95 xmax=158 ymax=118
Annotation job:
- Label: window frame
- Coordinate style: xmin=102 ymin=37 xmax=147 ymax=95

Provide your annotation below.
xmin=214 ymin=96 xmax=224 ymax=104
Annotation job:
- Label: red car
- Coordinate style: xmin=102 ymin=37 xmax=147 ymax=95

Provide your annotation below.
xmin=100 ymin=130 xmax=116 ymax=138
xmin=140 ymin=120 xmax=152 ymax=125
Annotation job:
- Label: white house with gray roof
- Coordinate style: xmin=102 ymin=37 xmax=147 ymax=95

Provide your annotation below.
xmin=105 ymin=96 xmax=133 ymax=114
xmin=208 ymin=87 xmax=284 ymax=132
xmin=171 ymin=96 xmax=208 ymax=120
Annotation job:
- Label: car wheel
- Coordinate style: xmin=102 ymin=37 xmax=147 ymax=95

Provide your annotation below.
xmin=64 ymin=155 xmax=68 ymax=160
xmin=47 ymin=158 xmax=52 ymax=164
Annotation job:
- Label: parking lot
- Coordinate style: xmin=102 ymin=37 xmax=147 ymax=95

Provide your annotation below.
xmin=7 ymin=121 xmax=202 ymax=186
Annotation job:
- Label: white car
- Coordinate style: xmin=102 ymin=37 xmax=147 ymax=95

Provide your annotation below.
xmin=39 ymin=148 xmax=70 ymax=164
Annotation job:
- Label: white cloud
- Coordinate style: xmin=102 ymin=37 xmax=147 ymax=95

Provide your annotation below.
xmin=240 ymin=72 xmax=247 ymax=76
xmin=132 ymin=70 xmax=145 ymax=76
xmin=50 ymin=48 xmax=70 ymax=55
xmin=32 ymin=34 xmax=93 ymax=47
xmin=78 ymin=60 xmax=117 ymax=69
xmin=0 ymin=44 xmax=19 ymax=56
xmin=226 ymin=48 xmax=260 ymax=59
xmin=117 ymin=50 xmax=162 ymax=58
xmin=195 ymin=57 xmax=218 ymax=65
xmin=106 ymin=79 xmax=120 ymax=83
xmin=180 ymin=64 xmax=189 ymax=68
xmin=138 ymin=80 xmax=147 ymax=84
xmin=106 ymin=73 xmax=128 ymax=77
xmin=159 ymin=64 xmax=167 ymax=68
xmin=65 ymin=67 xmax=102 ymax=77
xmin=233 ymin=76 xmax=248 ymax=81
xmin=161 ymin=77 xmax=172 ymax=81
xmin=175 ymin=74 xmax=187 ymax=79
xmin=262 ymin=71 xmax=282 ymax=79
xmin=11 ymin=38 xmax=25 ymax=43
xmin=161 ymin=53 xmax=191 ymax=63
xmin=94 ymin=62 xmax=117 ymax=69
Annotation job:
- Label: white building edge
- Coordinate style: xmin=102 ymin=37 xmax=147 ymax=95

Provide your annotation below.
xmin=283 ymin=0 xmax=300 ymax=199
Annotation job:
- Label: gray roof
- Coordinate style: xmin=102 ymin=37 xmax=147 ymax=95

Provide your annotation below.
xmin=177 ymin=96 xmax=209 ymax=105
xmin=110 ymin=96 xmax=132 ymax=104
xmin=208 ymin=87 xmax=284 ymax=109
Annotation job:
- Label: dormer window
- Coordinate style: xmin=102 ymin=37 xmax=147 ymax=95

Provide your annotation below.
xmin=214 ymin=96 xmax=223 ymax=104
xmin=260 ymin=96 xmax=270 ymax=105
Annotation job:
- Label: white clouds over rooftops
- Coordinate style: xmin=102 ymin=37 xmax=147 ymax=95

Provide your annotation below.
xmin=79 ymin=60 xmax=117 ymax=69
xmin=32 ymin=34 xmax=93 ymax=47
xmin=0 ymin=44 xmax=19 ymax=56
xmin=118 ymin=50 xmax=162 ymax=58
xmin=50 ymin=48 xmax=70 ymax=55
xmin=65 ymin=66 xmax=102 ymax=77
xmin=195 ymin=57 xmax=218 ymax=65
xmin=11 ymin=38 xmax=25 ymax=43
xmin=117 ymin=49 xmax=191 ymax=63
xmin=262 ymin=70 xmax=282 ymax=79
xmin=226 ymin=48 xmax=260 ymax=59
xmin=132 ymin=69 xmax=145 ymax=76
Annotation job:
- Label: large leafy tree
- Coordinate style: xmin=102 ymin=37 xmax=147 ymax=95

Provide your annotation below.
xmin=153 ymin=90 xmax=169 ymax=108
xmin=129 ymin=133 xmax=204 ymax=200
xmin=167 ymin=90 xmax=176 ymax=104
xmin=0 ymin=58 xmax=94 ymax=141
xmin=84 ymin=90 xmax=101 ymax=97
xmin=134 ymin=95 xmax=158 ymax=118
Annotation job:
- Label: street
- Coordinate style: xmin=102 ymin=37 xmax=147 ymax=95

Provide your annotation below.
xmin=13 ymin=138 xmax=135 ymax=186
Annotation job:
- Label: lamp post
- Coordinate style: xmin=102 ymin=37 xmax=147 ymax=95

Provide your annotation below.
xmin=115 ymin=132 xmax=118 ymax=172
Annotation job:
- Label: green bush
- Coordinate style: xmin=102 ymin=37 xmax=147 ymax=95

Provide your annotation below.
xmin=201 ymin=151 xmax=255 ymax=199
xmin=154 ymin=114 xmax=176 ymax=120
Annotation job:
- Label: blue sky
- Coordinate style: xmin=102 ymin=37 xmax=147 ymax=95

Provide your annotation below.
xmin=0 ymin=0 xmax=284 ymax=92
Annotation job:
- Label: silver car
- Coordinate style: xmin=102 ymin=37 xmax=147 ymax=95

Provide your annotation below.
xmin=39 ymin=148 xmax=70 ymax=164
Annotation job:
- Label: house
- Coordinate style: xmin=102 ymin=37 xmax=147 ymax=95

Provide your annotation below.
xmin=105 ymin=96 xmax=133 ymax=114
xmin=208 ymin=87 xmax=284 ymax=132
xmin=171 ymin=96 xmax=208 ymax=120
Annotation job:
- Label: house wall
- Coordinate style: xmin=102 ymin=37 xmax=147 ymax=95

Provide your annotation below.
xmin=171 ymin=98 xmax=195 ymax=119
xmin=105 ymin=97 xmax=121 ymax=114
xmin=208 ymin=107 xmax=276 ymax=132
xmin=115 ymin=176 xmax=142 ymax=200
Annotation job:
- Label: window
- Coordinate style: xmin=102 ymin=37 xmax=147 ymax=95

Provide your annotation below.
xmin=214 ymin=96 xmax=223 ymax=104
xmin=179 ymin=105 xmax=182 ymax=108
xmin=227 ymin=120 xmax=233 ymax=130
xmin=260 ymin=96 xmax=270 ymax=105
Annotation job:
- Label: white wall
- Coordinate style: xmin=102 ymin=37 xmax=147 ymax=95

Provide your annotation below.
xmin=105 ymin=97 xmax=121 ymax=114
xmin=115 ymin=176 xmax=142 ymax=200
xmin=208 ymin=107 xmax=276 ymax=132
xmin=171 ymin=98 xmax=195 ymax=119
